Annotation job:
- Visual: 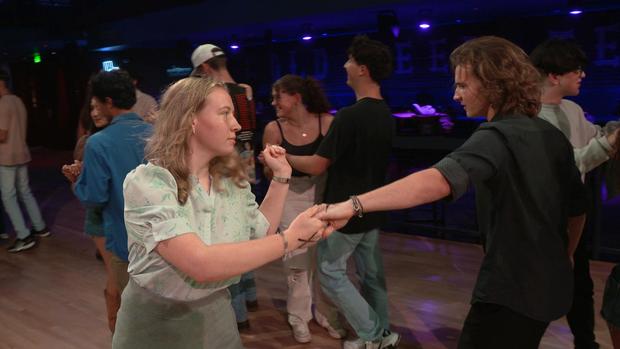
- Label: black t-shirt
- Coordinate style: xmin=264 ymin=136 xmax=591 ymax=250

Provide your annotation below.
xmin=434 ymin=114 xmax=586 ymax=322
xmin=317 ymin=97 xmax=394 ymax=234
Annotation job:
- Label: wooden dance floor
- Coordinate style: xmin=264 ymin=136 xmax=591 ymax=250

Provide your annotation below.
xmin=0 ymin=150 xmax=615 ymax=348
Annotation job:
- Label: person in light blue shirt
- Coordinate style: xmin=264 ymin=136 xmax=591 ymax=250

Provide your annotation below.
xmin=73 ymin=69 xmax=152 ymax=333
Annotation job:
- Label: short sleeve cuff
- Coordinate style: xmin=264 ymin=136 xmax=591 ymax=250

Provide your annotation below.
xmin=433 ymin=157 xmax=470 ymax=202
xmin=143 ymin=217 xmax=193 ymax=253
xmin=251 ymin=211 xmax=270 ymax=239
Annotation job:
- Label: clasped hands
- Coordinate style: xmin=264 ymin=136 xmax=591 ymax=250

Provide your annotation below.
xmin=260 ymin=144 xmax=358 ymax=248
xmin=285 ymin=200 xmax=360 ymax=250
xmin=61 ymin=160 xmax=82 ymax=183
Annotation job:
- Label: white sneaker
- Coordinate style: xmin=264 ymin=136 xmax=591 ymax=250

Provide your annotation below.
xmin=289 ymin=318 xmax=311 ymax=343
xmin=343 ymin=330 xmax=400 ymax=349
xmin=343 ymin=338 xmax=365 ymax=349
xmin=314 ymin=310 xmax=347 ymax=339
xmin=0 ymin=233 xmax=9 ymax=240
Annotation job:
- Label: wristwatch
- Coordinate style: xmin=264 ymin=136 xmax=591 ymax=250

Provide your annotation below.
xmin=272 ymin=175 xmax=290 ymax=184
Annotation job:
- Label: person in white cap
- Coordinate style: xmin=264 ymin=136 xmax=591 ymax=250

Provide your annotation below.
xmin=191 ymin=43 xmax=259 ymax=330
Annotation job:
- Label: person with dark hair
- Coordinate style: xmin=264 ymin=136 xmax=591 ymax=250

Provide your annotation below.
xmin=73 ymin=69 xmax=152 ymax=332
xmin=286 ymin=35 xmax=399 ymax=349
xmin=190 ymin=43 xmax=260 ymax=329
xmin=263 ymin=74 xmax=343 ymax=342
xmin=530 ymin=38 xmax=619 ymax=349
xmin=318 ymin=36 xmax=588 ymax=349
xmin=0 ymin=71 xmax=50 ymax=253
xmin=62 ymin=88 xmax=118 ymax=332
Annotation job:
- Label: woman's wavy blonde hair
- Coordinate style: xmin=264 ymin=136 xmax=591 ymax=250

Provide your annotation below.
xmin=146 ymin=77 xmax=247 ymax=205
xmin=450 ymin=36 xmax=542 ymax=118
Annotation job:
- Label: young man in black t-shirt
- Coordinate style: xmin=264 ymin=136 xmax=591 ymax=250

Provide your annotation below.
xmin=318 ymin=36 xmax=587 ymax=349
xmin=287 ymin=35 xmax=399 ymax=349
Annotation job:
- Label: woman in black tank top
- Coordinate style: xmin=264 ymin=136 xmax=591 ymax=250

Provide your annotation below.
xmin=262 ymin=75 xmax=347 ymax=342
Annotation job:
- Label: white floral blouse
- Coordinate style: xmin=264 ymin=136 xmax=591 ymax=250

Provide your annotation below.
xmin=123 ymin=163 xmax=269 ymax=301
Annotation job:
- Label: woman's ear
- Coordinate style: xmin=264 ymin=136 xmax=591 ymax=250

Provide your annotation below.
xmin=191 ymin=118 xmax=197 ymax=135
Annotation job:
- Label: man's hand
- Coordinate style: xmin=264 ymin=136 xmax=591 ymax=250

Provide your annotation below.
xmin=317 ymin=200 xmax=356 ymax=231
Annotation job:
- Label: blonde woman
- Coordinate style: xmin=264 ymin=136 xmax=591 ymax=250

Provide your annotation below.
xmin=112 ymin=77 xmax=331 ymax=348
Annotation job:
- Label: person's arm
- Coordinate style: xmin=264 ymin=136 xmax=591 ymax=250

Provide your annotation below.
xmin=566 ymin=214 xmax=586 ymax=258
xmin=0 ymin=100 xmax=9 ymax=143
xmin=566 ymin=147 xmax=588 ymax=259
xmin=124 ymin=163 xmax=333 ymax=283
xmin=73 ymin=139 xmax=110 ymax=207
xmin=261 ymin=121 xmax=282 ymax=180
xmin=238 ymin=83 xmax=253 ymax=101
xmin=286 ymin=153 xmax=331 ymax=176
xmin=318 ymin=168 xmax=452 ymax=229
xmin=570 ymin=111 xmax=617 ymax=174
xmin=257 ymin=145 xmax=292 ymax=235
xmin=319 ymin=129 xmax=502 ymax=229
xmin=286 ymin=111 xmax=341 ymax=176
xmin=573 ymin=133 xmax=612 ymax=175
xmin=155 ymin=227 xmax=298 ymax=282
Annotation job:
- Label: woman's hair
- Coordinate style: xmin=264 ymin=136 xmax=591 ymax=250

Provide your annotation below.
xmin=145 ymin=77 xmax=247 ymax=205
xmin=79 ymin=76 xmax=105 ymax=135
xmin=272 ymin=74 xmax=330 ymax=114
xmin=450 ymin=36 xmax=541 ymax=118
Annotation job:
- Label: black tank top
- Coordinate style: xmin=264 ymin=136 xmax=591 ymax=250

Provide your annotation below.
xmin=276 ymin=116 xmax=324 ymax=177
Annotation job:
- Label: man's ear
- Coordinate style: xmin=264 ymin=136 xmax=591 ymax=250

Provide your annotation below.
xmin=359 ymin=64 xmax=368 ymax=77
xmin=547 ymin=73 xmax=561 ymax=86
xmin=104 ymin=97 xmax=115 ymax=108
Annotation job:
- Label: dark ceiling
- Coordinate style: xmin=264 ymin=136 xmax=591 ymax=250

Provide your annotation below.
xmin=1 ymin=0 xmax=620 ymax=58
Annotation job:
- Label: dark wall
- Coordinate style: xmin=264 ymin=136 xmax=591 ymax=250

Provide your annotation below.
xmin=3 ymin=10 xmax=620 ymax=149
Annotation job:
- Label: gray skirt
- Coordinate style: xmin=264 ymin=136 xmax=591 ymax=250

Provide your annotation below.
xmin=112 ymin=280 xmax=244 ymax=349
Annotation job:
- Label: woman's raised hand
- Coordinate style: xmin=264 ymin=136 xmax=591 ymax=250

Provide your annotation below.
xmin=262 ymin=144 xmax=292 ymax=177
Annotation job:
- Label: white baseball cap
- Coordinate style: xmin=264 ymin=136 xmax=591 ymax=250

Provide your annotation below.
xmin=190 ymin=44 xmax=225 ymax=76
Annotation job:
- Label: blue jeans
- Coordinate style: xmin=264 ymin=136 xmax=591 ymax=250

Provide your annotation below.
xmin=0 ymin=165 xmax=45 ymax=239
xmin=228 ymin=271 xmax=257 ymax=322
xmin=317 ymin=229 xmax=389 ymax=341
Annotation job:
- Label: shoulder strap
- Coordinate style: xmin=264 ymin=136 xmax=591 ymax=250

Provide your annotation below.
xmin=275 ymin=119 xmax=285 ymax=139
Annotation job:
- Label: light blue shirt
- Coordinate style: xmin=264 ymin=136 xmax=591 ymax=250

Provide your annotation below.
xmin=75 ymin=112 xmax=152 ymax=260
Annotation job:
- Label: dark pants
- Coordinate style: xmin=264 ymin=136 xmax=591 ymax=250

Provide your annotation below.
xmin=567 ymin=234 xmax=599 ymax=349
xmin=566 ymin=171 xmax=599 ymax=349
xmin=457 ymin=303 xmax=549 ymax=349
